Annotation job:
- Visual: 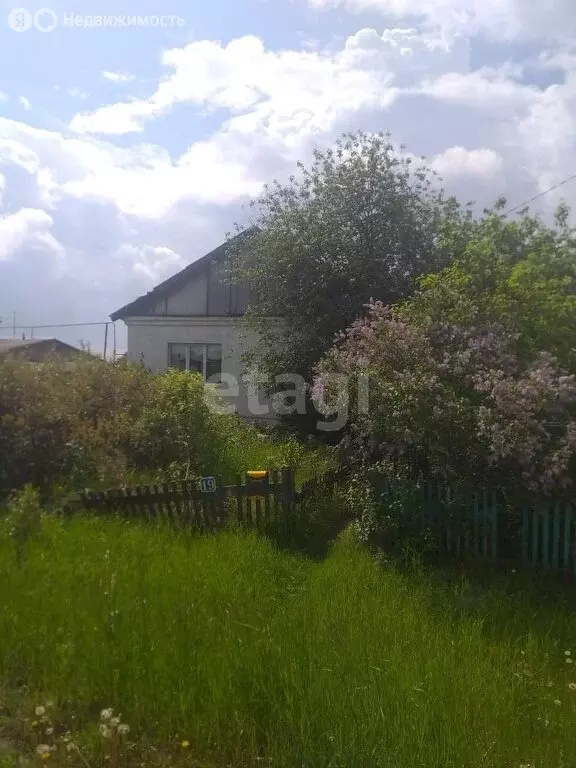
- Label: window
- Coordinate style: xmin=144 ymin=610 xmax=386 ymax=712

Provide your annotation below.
xmin=168 ymin=343 xmax=222 ymax=383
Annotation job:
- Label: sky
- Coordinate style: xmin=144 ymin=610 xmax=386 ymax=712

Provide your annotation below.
xmin=0 ymin=0 xmax=575 ymax=353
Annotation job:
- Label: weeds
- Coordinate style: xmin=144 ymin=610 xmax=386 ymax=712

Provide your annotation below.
xmin=1 ymin=516 xmax=576 ymax=766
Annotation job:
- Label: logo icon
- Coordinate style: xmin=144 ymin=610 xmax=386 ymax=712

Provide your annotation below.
xmin=7 ymin=7 xmax=58 ymax=32
xmin=8 ymin=7 xmax=33 ymax=31
xmin=34 ymin=7 xmax=57 ymax=31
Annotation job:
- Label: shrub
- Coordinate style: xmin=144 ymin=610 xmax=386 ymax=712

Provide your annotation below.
xmin=0 ymin=357 xmax=333 ymax=499
xmin=315 ymin=302 xmax=576 ymax=495
xmin=0 ymin=358 xmax=232 ymax=496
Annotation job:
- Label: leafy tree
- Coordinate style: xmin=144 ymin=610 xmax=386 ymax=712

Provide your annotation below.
xmin=315 ymin=302 xmax=576 ymax=495
xmin=227 ymin=131 xmax=461 ymax=392
xmin=401 ymin=201 xmax=576 ymax=369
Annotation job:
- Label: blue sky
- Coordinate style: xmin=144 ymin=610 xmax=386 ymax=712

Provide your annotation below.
xmin=0 ymin=0 xmax=575 ymax=352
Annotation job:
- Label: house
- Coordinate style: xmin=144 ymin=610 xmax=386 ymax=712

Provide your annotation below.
xmin=0 ymin=337 xmax=87 ymax=362
xmin=110 ymin=233 xmax=274 ymax=420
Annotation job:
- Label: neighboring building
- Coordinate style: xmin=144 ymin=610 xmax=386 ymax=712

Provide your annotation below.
xmin=111 ymin=233 xmax=274 ymax=419
xmin=0 ymin=338 xmax=87 ymax=362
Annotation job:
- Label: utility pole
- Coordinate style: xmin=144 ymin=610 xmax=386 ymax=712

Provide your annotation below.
xmin=12 ymin=312 xmax=16 ymax=338
xmin=103 ymin=322 xmax=109 ymax=361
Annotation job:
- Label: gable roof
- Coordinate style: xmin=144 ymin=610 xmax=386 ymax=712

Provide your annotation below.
xmin=110 ymin=229 xmax=256 ymax=322
xmin=0 ymin=338 xmax=84 ymax=357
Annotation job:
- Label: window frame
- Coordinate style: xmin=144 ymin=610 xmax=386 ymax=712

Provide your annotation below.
xmin=167 ymin=342 xmax=222 ymax=383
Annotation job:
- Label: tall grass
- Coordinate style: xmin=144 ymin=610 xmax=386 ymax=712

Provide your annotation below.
xmin=1 ymin=516 xmax=576 ymax=767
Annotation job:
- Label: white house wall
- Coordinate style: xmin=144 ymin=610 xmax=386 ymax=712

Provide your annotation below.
xmin=125 ymin=316 xmax=275 ymax=420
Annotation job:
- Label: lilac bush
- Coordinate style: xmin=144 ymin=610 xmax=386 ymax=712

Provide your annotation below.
xmin=315 ymin=302 xmax=576 ymax=494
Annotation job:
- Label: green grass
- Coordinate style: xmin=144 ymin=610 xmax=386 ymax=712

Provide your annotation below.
xmin=1 ymin=517 xmax=576 ymax=767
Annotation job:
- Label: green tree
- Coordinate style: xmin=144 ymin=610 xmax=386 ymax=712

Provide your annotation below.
xmin=228 ymin=131 xmax=461 ymax=392
xmin=401 ymin=201 xmax=576 ymax=369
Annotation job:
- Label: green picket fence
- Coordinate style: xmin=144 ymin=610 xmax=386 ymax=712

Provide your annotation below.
xmin=521 ymin=501 xmax=575 ymax=572
xmin=376 ymin=477 xmax=576 ymax=574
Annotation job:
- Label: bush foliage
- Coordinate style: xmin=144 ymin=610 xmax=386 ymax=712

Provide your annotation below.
xmin=0 ymin=357 xmax=330 ymax=499
xmin=315 ymin=302 xmax=576 ymax=495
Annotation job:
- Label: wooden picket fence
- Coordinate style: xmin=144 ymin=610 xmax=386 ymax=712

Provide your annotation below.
xmin=374 ymin=477 xmax=576 ymax=574
xmin=74 ymin=466 xmax=576 ymax=575
xmin=76 ymin=469 xmax=297 ymax=530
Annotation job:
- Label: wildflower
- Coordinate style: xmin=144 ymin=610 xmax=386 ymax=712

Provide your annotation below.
xmin=35 ymin=706 xmax=46 ymax=717
xmin=36 ymin=745 xmax=51 ymax=760
xmin=99 ymin=724 xmax=112 ymax=739
xmin=45 ymin=727 xmax=54 ymax=736
xmin=117 ymin=724 xmax=130 ymax=736
xmin=566 ymin=658 xmax=573 ymax=664
xmin=66 ymin=743 xmax=75 ymax=753
xmin=565 ymin=650 xmax=571 ymax=656
xmin=181 ymin=741 xmax=190 ymax=748
xmin=100 ymin=708 xmax=113 ymax=721
xmin=110 ymin=717 xmax=120 ymax=728
xmin=569 ymin=683 xmax=576 ymax=691
xmin=554 ymin=699 xmax=561 ymax=705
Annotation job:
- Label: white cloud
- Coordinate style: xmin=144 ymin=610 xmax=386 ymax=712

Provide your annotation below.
xmin=18 ymin=96 xmax=32 ymax=110
xmin=0 ymin=208 xmax=60 ymax=261
xmin=115 ymin=244 xmax=184 ymax=280
xmin=66 ymin=87 xmax=89 ymax=100
xmin=102 ymin=71 xmax=136 ymax=83
xmin=420 ymin=69 xmax=536 ymax=110
xmin=308 ymin=0 xmax=576 ymax=41
xmin=431 ymin=147 xmax=503 ymax=178
xmin=70 ymin=30 xmax=423 ymax=137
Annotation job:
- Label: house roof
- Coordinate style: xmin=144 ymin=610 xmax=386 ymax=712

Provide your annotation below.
xmin=110 ymin=229 xmax=256 ymax=322
xmin=0 ymin=338 xmax=84 ymax=356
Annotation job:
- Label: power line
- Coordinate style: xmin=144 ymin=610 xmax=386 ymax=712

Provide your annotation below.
xmin=505 ymin=172 xmax=576 ymax=215
xmin=0 ymin=321 xmax=111 ymax=331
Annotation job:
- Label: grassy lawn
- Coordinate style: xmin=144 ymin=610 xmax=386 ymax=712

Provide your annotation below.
xmin=1 ymin=516 xmax=576 ymax=767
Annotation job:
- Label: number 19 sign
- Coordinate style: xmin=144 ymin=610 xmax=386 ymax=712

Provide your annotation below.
xmin=199 ymin=476 xmax=217 ymax=493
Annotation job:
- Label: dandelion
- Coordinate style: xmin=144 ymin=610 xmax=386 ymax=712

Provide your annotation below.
xmin=569 ymin=683 xmax=576 ymax=690
xmin=565 ymin=650 xmax=571 ymax=656
xmin=99 ymin=724 xmax=112 ymax=739
xmin=35 ymin=706 xmax=46 ymax=717
xmin=117 ymin=724 xmax=130 ymax=736
xmin=181 ymin=741 xmax=190 ymax=748
xmin=554 ymin=699 xmax=562 ymax=705
xmin=567 ymin=658 xmax=573 ymax=664
xmin=100 ymin=708 xmax=113 ymax=721
xmin=36 ymin=745 xmax=51 ymax=760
